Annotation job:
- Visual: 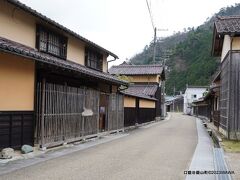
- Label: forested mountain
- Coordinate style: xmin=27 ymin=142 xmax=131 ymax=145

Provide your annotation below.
xmin=129 ymin=3 xmax=240 ymax=95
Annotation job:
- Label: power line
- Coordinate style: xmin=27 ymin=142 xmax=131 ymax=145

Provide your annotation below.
xmin=146 ymin=0 xmax=155 ymax=31
xmin=145 ymin=0 xmax=168 ymax=118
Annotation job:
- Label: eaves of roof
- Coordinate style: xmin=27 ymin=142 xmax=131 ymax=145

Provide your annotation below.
xmin=215 ymin=16 xmax=240 ymax=35
xmin=0 ymin=37 xmax=127 ymax=86
xmin=7 ymin=0 xmax=118 ymax=59
xmin=109 ymin=64 xmax=164 ymax=75
xmin=121 ymin=91 xmax=157 ymax=101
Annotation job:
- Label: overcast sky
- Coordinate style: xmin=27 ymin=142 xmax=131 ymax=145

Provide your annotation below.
xmin=20 ymin=0 xmax=237 ymax=66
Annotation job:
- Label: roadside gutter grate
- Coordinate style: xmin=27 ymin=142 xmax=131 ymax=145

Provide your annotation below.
xmin=213 ymin=148 xmax=232 ymax=180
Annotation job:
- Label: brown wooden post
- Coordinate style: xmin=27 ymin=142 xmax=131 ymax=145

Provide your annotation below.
xmin=63 ymin=82 xmax=67 ymax=141
xmin=107 ymin=94 xmax=110 ymax=131
xmin=96 ymin=91 xmax=100 ymax=135
xmin=135 ymin=98 xmax=139 ymax=124
xmin=82 ymin=87 xmax=86 ymax=137
xmin=116 ymin=94 xmax=119 ymax=130
xmin=41 ymin=78 xmax=46 ymax=149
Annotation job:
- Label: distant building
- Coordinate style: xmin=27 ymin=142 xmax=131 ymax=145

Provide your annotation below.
xmin=166 ymin=95 xmax=184 ymax=112
xmin=183 ymin=86 xmax=208 ymax=115
xmin=192 ymin=71 xmax=220 ymax=123
xmin=109 ymin=64 xmax=165 ymax=126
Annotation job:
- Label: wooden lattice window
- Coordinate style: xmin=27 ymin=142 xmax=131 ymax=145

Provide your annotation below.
xmin=36 ymin=25 xmax=68 ymax=59
xmin=85 ymin=48 xmax=103 ymax=71
xmin=111 ymin=94 xmax=116 ymax=111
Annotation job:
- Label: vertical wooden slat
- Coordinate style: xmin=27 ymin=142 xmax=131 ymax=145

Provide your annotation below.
xmin=96 ymin=90 xmax=99 ymax=134
xmin=35 ymin=81 xmax=104 ymax=146
xmin=40 ymin=78 xmax=46 ymax=147
xmin=82 ymin=87 xmax=86 ymax=136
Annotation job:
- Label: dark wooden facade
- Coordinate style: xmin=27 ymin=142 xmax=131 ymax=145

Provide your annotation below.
xmin=155 ymin=87 xmax=162 ymax=117
xmin=194 ymin=51 xmax=240 ymax=139
xmin=211 ymin=16 xmax=240 ymax=139
xmin=191 ymin=83 xmax=221 ymax=137
xmin=166 ymin=96 xmax=184 ymax=112
xmin=108 ymin=93 xmax=124 ymax=131
xmin=211 ymin=85 xmax=220 ymax=129
xmin=124 ymin=107 xmax=156 ymax=126
xmin=124 ymin=108 xmax=136 ymax=127
xmin=220 ymin=51 xmax=240 ymax=139
xmin=193 ymin=104 xmax=211 ymax=119
xmin=220 ymin=53 xmax=229 ymax=133
xmin=34 ymin=70 xmax=124 ymax=148
xmin=0 ymin=112 xmax=34 ymax=149
xmin=124 ymin=96 xmax=156 ymax=127
xmin=213 ymin=110 xmax=220 ymax=129
xmin=138 ymin=108 xmax=156 ymax=124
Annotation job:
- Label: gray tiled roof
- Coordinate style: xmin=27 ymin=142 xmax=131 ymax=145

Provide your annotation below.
xmin=0 ymin=37 xmax=127 ymax=85
xmin=109 ymin=64 xmax=163 ymax=75
xmin=7 ymin=0 xmax=118 ymax=58
xmin=215 ymin=16 xmax=240 ymax=34
xmin=121 ymin=84 xmax=158 ymax=100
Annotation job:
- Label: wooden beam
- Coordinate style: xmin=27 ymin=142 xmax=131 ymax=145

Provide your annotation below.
xmin=41 ymin=78 xmax=46 ymax=148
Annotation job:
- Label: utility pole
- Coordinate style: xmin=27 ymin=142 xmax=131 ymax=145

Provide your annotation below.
xmin=153 ymin=27 xmax=157 ymax=64
xmin=161 ymin=73 xmax=166 ymax=117
xmin=173 ymin=85 xmax=175 ymax=112
xmin=152 ymin=28 xmax=168 ymax=64
xmin=146 ymin=0 xmax=168 ymax=118
xmin=160 ymin=50 xmax=172 ymax=117
xmin=146 ymin=0 xmax=168 ymax=64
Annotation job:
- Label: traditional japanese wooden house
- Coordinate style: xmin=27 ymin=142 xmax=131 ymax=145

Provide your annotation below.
xmin=192 ymin=71 xmax=220 ymax=128
xmin=192 ymin=93 xmax=211 ymax=119
xmin=212 ymin=15 xmax=240 ymax=139
xmin=166 ymin=95 xmax=184 ymax=112
xmin=0 ymin=0 xmax=127 ymax=150
xmin=121 ymin=85 xmax=159 ymax=126
xmin=183 ymin=86 xmax=207 ymax=115
xmin=109 ymin=64 xmax=165 ymax=126
xmin=210 ymin=71 xmax=221 ymax=129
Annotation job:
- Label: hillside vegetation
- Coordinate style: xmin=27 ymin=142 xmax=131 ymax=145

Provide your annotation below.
xmin=129 ymin=4 xmax=240 ymax=95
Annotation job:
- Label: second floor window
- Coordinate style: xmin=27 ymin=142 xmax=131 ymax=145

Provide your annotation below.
xmin=192 ymin=94 xmax=197 ymax=99
xmin=36 ymin=25 xmax=67 ymax=59
xmin=85 ymin=48 xmax=103 ymax=71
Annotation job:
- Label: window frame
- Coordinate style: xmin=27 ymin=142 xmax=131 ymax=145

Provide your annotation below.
xmin=36 ymin=25 xmax=68 ymax=59
xmin=85 ymin=48 xmax=103 ymax=71
xmin=192 ymin=94 xmax=197 ymax=99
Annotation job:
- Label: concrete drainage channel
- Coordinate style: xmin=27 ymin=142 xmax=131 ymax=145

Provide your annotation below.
xmin=213 ymin=148 xmax=232 ymax=180
xmin=204 ymin=122 xmax=233 ymax=180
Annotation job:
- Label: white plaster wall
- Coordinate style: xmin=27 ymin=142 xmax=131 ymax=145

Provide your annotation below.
xmin=183 ymin=88 xmax=207 ymax=115
xmin=221 ymin=35 xmax=231 ymax=62
xmin=221 ymin=35 xmax=240 ymax=61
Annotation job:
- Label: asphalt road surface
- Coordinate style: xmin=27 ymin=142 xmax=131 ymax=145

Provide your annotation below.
xmin=1 ymin=113 xmax=198 ymax=180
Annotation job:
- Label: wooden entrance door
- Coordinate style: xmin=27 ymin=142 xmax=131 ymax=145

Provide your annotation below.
xmin=99 ymin=94 xmax=108 ymax=132
xmin=108 ymin=93 xmax=124 ymax=131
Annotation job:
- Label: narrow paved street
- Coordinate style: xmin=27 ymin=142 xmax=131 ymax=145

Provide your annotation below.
xmin=0 ymin=113 xmax=198 ymax=180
